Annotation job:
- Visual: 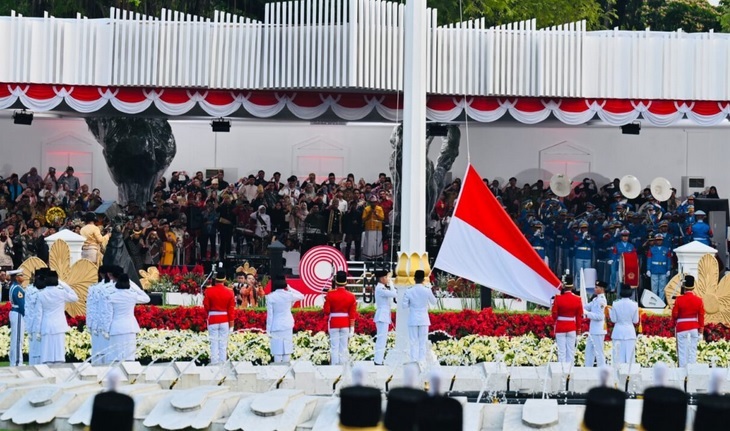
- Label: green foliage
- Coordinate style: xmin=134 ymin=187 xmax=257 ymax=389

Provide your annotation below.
xmin=640 ymin=0 xmax=721 ymax=32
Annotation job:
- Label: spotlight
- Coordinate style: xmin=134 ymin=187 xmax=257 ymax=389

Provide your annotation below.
xmin=13 ymin=110 xmax=33 ymax=125
xmin=211 ymin=118 xmax=231 ymax=133
xmin=620 ymin=122 xmax=641 ymax=135
xmin=427 ymin=123 xmax=448 ymax=137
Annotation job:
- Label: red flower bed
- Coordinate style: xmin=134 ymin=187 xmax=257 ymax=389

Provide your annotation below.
xmin=5 ymin=303 xmax=730 ymax=341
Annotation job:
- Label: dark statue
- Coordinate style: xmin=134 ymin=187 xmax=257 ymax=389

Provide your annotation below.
xmin=389 ymin=124 xmax=460 ymax=226
xmin=103 ymin=224 xmax=141 ymax=286
xmin=86 ymin=117 xmax=176 ymax=205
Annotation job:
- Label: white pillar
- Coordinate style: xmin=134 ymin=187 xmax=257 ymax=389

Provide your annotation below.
xmin=45 ymin=230 xmax=86 ymax=265
xmin=673 ymin=241 xmax=718 ymax=278
xmin=387 ymin=0 xmax=429 ymax=367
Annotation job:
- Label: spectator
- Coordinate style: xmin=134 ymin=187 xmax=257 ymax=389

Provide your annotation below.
xmin=57 ymin=166 xmax=80 ymax=193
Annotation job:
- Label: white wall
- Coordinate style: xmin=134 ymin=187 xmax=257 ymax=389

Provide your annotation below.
xmin=0 ymin=117 xmax=727 ymax=201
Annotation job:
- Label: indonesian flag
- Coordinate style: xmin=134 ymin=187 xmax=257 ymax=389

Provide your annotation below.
xmin=434 ymin=164 xmax=561 ymax=306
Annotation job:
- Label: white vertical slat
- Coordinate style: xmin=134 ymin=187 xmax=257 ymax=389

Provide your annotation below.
xmin=384 ymin=2 xmax=391 ymax=90
xmin=325 ymin=0 xmax=333 ymax=86
xmin=252 ymin=19 xmax=262 ymax=88
xmin=334 ymin=0 xmax=342 ymax=86
xmin=221 ymin=12 xmax=230 ymax=88
xmin=315 ymin=0 xmax=323 ymax=86
xmin=275 ymin=3 xmax=282 ymax=87
xmin=285 ymin=2 xmax=292 ymax=87
xmin=291 ymin=2 xmax=298 ymax=88
xmin=262 ymin=5 xmax=270 ymax=87
xmin=298 ymin=1 xmax=305 ymax=87
xmin=305 ymin=0 xmax=313 ymax=87
xmin=361 ymin=0 xmax=369 ymax=87
xmin=347 ymin=0 xmax=357 ymax=86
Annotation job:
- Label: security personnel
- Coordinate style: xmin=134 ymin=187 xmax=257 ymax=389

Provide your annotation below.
xmin=609 ymin=284 xmax=639 ymax=364
xmin=551 ymin=275 xmax=583 ymax=364
xmin=687 ymin=210 xmax=713 ymax=246
xmin=646 ymin=234 xmax=672 ymax=302
xmin=373 ymin=269 xmax=396 ymax=365
xmin=583 ymin=279 xmax=607 ymax=367
xmin=671 ymin=275 xmax=704 ymax=367
xmin=402 ymin=270 xmax=437 ymax=362
xmin=8 ymin=269 xmax=26 ymax=366
xmin=203 ymin=269 xmax=235 ymax=364
xmin=573 ymin=221 xmax=594 ymax=287
xmin=323 ymin=271 xmax=357 ymax=365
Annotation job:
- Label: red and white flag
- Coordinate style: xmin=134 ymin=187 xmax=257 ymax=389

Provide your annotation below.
xmin=434 ymin=164 xmax=561 ymax=306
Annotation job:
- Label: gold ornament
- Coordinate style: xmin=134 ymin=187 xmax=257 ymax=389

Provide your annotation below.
xmin=664 ymin=253 xmax=730 ymax=325
xmin=19 ymin=240 xmax=97 ymax=317
xmin=45 ymin=206 xmax=66 ymax=225
xmin=138 ymin=267 xmax=161 ymax=290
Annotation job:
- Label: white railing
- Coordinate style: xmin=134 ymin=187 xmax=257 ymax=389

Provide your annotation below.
xmin=0 ymin=3 xmax=729 ymax=100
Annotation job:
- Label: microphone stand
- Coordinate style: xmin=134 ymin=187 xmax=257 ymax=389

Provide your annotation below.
xmin=201 ymin=262 xmax=221 ymax=291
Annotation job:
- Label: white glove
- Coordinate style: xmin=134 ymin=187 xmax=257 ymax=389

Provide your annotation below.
xmin=666 ymin=271 xmax=671 ymax=277
xmin=607 ymin=260 xmax=614 ymax=265
xmin=35 ymin=333 xmax=41 ymax=341
xmin=646 ymin=271 xmax=651 ymax=277
xmin=103 ymin=332 xmax=110 ymax=340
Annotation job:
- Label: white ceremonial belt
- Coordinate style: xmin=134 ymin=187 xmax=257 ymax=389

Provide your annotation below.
xmin=208 ymin=311 xmax=227 ymax=316
xmin=557 ymin=316 xmax=575 ymax=321
xmin=676 ymin=317 xmax=698 ymax=323
xmin=330 ymin=313 xmax=348 ymax=317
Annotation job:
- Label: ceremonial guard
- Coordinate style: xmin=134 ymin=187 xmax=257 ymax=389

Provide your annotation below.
xmin=373 ymin=269 xmax=396 ymax=365
xmin=38 ymin=271 xmax=79 ymax=364
xmin=87 ymin=265 xmax=112 ymax=364
xmin=551 ymin=275 xmax=582 ymax=364
xmin=266 ymin=275 xmax=304 ymax=363
xmin=203 ymin=269 xmax=236 ymax=364
xmin=671 ymin=275 xmax=704 ymax=367
xmin=323 ymin=271 xmax=357 ymax=365
xmin=609 ymin=284 xmax=639 ymax=364
xmin=8 ymin=269 xmax=26 ymax=366
xmin=106 ymin=274 xmax=150 ymax=362
xmin=646 ymin=234 xmax=672 ymax=302
xmin=402 ymin=270 xmax=437 ymax=362
xmin=687 ymin=210 xmax=713 ymax=246
xmin=583 ymin=280 xmax=607 ymax=367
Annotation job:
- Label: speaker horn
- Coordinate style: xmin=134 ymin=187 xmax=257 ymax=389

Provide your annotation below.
xmin=650 ymin=177 xmax=672 ymax=202
xmin=619 ymin=175 xmax=641 ymax=199
xmin=549 ymin=174 xmax=571 ymax=197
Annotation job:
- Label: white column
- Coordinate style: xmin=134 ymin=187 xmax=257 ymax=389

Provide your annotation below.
xmin=45 ymin=230 xmax=86 ymax=265
xmin=674 ymin=241 xmax=718 ymax=278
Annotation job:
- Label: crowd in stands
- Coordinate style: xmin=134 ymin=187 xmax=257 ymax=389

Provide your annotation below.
xmin=0 ymin=163 xmax=724 ymax=302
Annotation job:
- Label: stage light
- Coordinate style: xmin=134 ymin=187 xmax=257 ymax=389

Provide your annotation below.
xmin=620 ymin=122 xmax=641 ymax=135
xmin=211 ymin=118 xmax=231 ymax=132
xmin=13 ymin=110 xmax=33 ymax=125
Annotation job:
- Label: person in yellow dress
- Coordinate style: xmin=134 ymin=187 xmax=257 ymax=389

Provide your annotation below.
xmin=160 ymin=221 xmax=177 ymax=266
xmin=80 ymin=212 xmax=109 ymax=265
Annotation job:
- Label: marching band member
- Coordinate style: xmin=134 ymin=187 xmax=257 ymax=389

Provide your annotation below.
xmin=687 ymin=210 xmax=713 ymax=246
xmin=609 ymin=284 xmax=639 ymax=364
xmin=373 ymin=269 xmax=396 ymax=365
xmin=8 ymin=269 xmax=26 ymax=366
xmin=106 ymin=274 xmax=150 ymax=362
xmin=203 ymin=269 xmax=236 ymax=364
xmin=671 ymin=275 xmax=704 ymax=367
xmin=551 ymin=275 xmax=582 ymax=364
xmin=402 ymin=270 xmax=437 ymax=363
xmin=609 ymin=229 xmax=635 ymax=293
xmin=583 ymin=280 xmax=607 ymax=367
xmin=646 ymin=234 xmax=672 ymax=302
xmin=266 ymin=275 xmax=304 ymax=363
xmin=323 ymin=271 xmax=357 ymax=365
xmin=38 ymin=270 xmax=78 ymax=364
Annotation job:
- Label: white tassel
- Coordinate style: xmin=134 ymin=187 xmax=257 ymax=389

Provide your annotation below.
xmin=653 ymin=362 xmax=668 ymax=387
xmin=599 ymin=366 xmax=612 ymax=387
xmin=709 ymin=368 xmax=726 ymax=395
xmin=352 ymin=365 xmax=365 ymax=387
xmin=106 ymin=368 xmax=122 ymax=392
xmin=429 ymin=370 xmax=442 ymax=397
xmin=403 ymin=362 xmax=419 ymax=389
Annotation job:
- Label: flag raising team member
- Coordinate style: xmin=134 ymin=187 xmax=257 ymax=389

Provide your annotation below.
xmin=551 ymin=274 xmax=583 ymax=364
xmin=323 ymin=271 xmax=357 ymax=365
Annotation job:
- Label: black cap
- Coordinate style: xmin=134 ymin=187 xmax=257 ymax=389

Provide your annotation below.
xmin=116 ymin=274 xmax=130 ymax=290
xmin=110 ymin=266 xmax=124 ymax=278
xmin=374 ymin=269 xmax=388 ymax=278
xmin=415 ymin=396 xmax=463 ymax=431
xmin=414 ymin=270 xmax=425 ymax=283
xmin=340 ymin=386 xmax=382 ymax=428
xmin=384 ymin=387 xmax=428 ymax=431
xmin=641 ymin=387 xmax=687 ymax=431
xmin=583 ymin=387 xmax=626 ymax=431
xmin=335 ymin=271 xmax=348 ymax=286
xmin=684 ymin=275 xmax=695 ymax=288
xmin=272 ymin=275 xmax=287 ymax=291
xmin=45 ymin=270 xmax=59 ymax=286
xmin=694 ymin=394 xmax=730 ymax=430
xmin=34 ymin=268 xmax=49 ymax=289
xmin=90 ymin=391 xmax=135 ymax=431
xmin=596 ymin=280 xmax=608 ymax=289
xmin=620 ymin=284 xmax=633 ymax=298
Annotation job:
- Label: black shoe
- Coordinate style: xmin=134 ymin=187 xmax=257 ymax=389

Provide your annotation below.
xmin=374 ymin=362 xmax=384 ymax=366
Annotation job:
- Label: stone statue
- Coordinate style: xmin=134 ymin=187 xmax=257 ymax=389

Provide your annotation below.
xmin=389 ymin=124 xmax=460 ymax=226
xmin=86 ymin=117 xmax=176 ymax=205
xmin=103 ymin=223 xmax=141 ymax=287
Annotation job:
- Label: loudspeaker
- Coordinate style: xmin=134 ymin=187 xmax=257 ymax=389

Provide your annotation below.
xmin=620 ymin=123 xmax=641 ymax=135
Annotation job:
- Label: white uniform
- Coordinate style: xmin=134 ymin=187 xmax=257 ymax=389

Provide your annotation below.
xmin=609 ymin=298 xmax=639 ymax=364
xmin=24 ymin=285 xmax=41 ymax=365
xmin=373 ymin=282 xmax=396 ymax=364
xmin=402 ymin=283 xmax=437 ymax=362
xmin=266 ymin=288 xmax=305 ymax=362
xmin=87 ymin=280 xmax=113 ymax=364
xmin=105 ymin=287 xmax=150 ymax=362
xmin=39 ymin=283 xmax=79 ymax=363
xmin=9 ymin=281 xmax=25 ymax=367
xmin=583 ymin=293 xmax=607 ymax=367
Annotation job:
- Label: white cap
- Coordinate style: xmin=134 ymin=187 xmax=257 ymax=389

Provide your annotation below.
xmin=695 ymin=210 xmax=706 ymax=216
xmin=6 ymin=269 xmax=22 ymax=275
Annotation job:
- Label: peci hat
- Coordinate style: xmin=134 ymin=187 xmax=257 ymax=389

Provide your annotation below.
xmin=374 ymin=269 xmax=389 ymax=279
xmin=340 ymin=386 xmax=382 ymax=428
xmin=414 ymin=270 xmax=425 ymax=283
xmin=384 ymin=387 xmax=428 ymax=431
xmin=415 ymin=395 xmax=463 ymax=431
xmin=641 ymin=387 xmax=687 ymax=431
xmin=620 ymin=284 xmax=633 ymax=298
xmin=694 ymin=394 xmax=730 ymax=430
xmin=89 ymin=391 xmax=135 ymax=431
xmin=335 ymin=271 xmax=348 ymax=286
xmin=583 ymin=386 xmax=626 ymax=431
xmin=596 ymin=280 xmax=608 ymax=289
xmin=272 ymin=274 xmax=288 ymax=291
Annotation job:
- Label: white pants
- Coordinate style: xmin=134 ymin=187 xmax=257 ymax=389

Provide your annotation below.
xmin=329 ymin=327 xmax=350 ymax=365
xmin=91 ymin=332 xmax=109 ymax=365
xmin=9 ymin=311 xmax=24 ymax=367
xmin=208 ymin=323 xmax=229 ymax=365
xmin=612 ymin=339 xmax=636 ymax=364
xmin=555 ymin=332 xmax=576 ymax=364
xmin=374 ymin=322 xmax=389 ymax=364
xmin=109 ymin=333 xmax=136 ymax=362
xmin=270 ymin=330 xmax=294 ymax=363
xmin=584 ymin=334 xmax=606 ymax=367
xmin=409 ymin=325 xmax=429 ymax=362
xmin=677 ymin=329 xmax=699 ymax=367
xmin=29 ymin=338 xmax=41 ymax=365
